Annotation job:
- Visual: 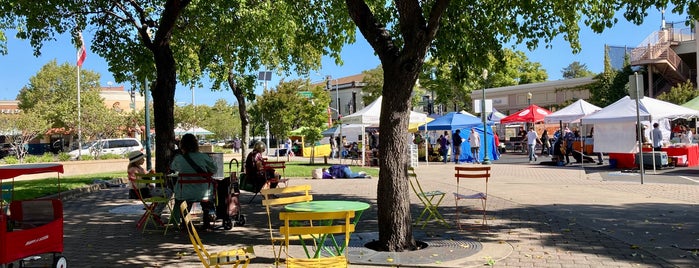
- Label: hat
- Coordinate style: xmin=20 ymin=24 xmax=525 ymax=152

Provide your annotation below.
xmin=128 ymin=151 xmax=144 ymax=164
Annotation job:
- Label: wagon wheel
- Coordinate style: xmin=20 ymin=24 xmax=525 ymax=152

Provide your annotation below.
xmin=53 ymin=255 xmax=67 ymax=268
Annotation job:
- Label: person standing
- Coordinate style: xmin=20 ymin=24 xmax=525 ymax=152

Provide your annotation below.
xmin=232 ymin=137 xmax=241 ymax=153
xmin=452 ymin=129 xmax=463 ymax=164
xmin=285 ymin=137 xmax=294 ymax=156
xmin=438 ymin=133 xmax=450 ymax=163
xmin=329 ymin=135 xmax=337 ymax=159
xmin=468 ymin=128 xmax=481 ymax=164
xmin=651 ymin=123 xmax=663 ymax=151
xmin=527 ymin=127 xmax=541 ymax=162
xmin=563 ymin=127 xmax=575 ymax=164
xmin=540 ymin=130 xmax=550 ymax=156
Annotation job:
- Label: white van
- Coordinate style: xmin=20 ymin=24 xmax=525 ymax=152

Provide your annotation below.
xmin=68 ymin=138 xmax=143 ymax=159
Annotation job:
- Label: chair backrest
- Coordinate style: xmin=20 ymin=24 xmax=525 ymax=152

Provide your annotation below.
xmin=407 ymin=167 xmax=427 ymax=197
xmin=278 ymin=210 xmax=355 ymax=262
xmin=454 ymin=166 xmax=491 ymax=194
xmin=131 ymin=173 xmax=167 ymax=201
xmin=262 ymin=161 xmax=286 ymax=177
xmin=175 ymin=173 xmax=215 ymax=201
xmin=179 ymin=201 xmax=212 ymax=267
xmin=261 ymin=185 xmax=313 ymax=207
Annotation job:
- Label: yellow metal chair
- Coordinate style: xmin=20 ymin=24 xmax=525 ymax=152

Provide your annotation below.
xmin=453 ymin=166 xmax=491 ymax=230
xmin=278 ymin=210 xmax=355 ymax=268
xmin=131 ymin=173 xmax=174 ymax=234
xmin=261 ymin=185 xmax=313 ymax=267
xmin=408 ymin=167 xmax=449 ymax=228
xmin=179 ymin=202 xmax=255 ymax=268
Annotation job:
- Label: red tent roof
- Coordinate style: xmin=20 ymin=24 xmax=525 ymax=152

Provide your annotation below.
xmin=500 ymin=105 xmax=553 ymax=124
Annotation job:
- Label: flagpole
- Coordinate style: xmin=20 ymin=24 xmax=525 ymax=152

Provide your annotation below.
xmin=77 ymin=64 xmax=82 ymax=160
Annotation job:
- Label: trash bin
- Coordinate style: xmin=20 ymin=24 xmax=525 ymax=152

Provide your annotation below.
xmin=205 ymin=152 xmax=224 ymax=178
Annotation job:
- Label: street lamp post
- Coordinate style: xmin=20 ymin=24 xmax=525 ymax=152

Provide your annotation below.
xmin=527 ymin=92 xmax=532 ymax=131
xmin=481 ymin=69 xmax=491 ymax=165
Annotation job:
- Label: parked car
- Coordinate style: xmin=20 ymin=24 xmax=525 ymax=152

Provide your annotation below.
xmin=0 ymin=143 xmax=16 ymax=159
xmin=68 ymin=138 xmax=143 ymax=159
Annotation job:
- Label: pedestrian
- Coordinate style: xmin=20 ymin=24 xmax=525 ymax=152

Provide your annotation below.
xmin=563 ymin=127 xmax=575 ymax=164
xmin=452 ymin=129 xmax=463 ymax=164
xmin=651 ymin=122 xmax=663 ymax=151
xmin=285 ymin=137 xmax=294 ymax=156
xmin=540 ymin=129 xmax=550 ymax=156
xmin=468 ymin=128 xmax=481 ymax=164
xmin=493 ymin=131 xmax=501 ymax=158
xmin=527 ymin=127 xmax=540 ymax=162
xmin=232 ymin=136 xmax=241 ymax=153
xmin=330 ymin=135 xmax=337 ymax=159
xmin=438 ymin=133 xmax=450 ymax=163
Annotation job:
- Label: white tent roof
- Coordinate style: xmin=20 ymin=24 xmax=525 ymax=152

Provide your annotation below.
xmin=342 ymin=96 xmax=428 ymax=125
xmin=544 ymin=99 xmax=601 ymax=124
xmin=174 ymin=126 xmax=214 ymax=136
xmin=580 ymin=96 xmax=699 ymax=124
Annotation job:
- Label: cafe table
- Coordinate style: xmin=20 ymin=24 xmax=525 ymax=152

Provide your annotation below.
xmin=284 ymin=200 xmax=370 ymax=257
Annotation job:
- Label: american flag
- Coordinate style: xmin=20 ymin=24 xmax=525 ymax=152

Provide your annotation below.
xmin=77 ymin=32 xmax=87 ymax=67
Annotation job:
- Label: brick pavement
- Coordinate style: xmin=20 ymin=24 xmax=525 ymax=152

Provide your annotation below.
xmin=21 ymin=159 xmax=699 ymax=267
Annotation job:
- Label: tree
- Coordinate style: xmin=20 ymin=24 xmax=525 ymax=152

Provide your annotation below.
xmin=363 ymin=65 xmax=426 ymax=109
xmin=588 ymin=47 xmax=618 ymax=107
xmin=17 ymin=61 xmax=102 ymax=128
xmin=657 ymin=80 xmax=699 ymax=105
xmin=200 ymin=99 xmax=241 ymax=141
xmin=419 ymin=49 xmax=547 ymax=114
xmin=342 ymin=0 xmax=696 ymax=252
xmin=562 ymin=61 xmax=595 ymax=79
xmin=256 ymin=79 xmax=331 ymax=162
xmin=0 ymin=111 xmax=50 ymax=162
xmin=178 ymin=2 xmax=353 ymax=163
xmin=174 ymin=104 xmax=203 ymax=132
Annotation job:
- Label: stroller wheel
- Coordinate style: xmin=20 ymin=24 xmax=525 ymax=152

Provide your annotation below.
xmin=223 ymin=219 xmax=233 ymax=230
xmin=235 ymin=214 xmax=246 ymax=226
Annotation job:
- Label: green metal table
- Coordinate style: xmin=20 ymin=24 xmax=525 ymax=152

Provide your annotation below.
xmin=284 ymin=200 xmax=370 ymax=257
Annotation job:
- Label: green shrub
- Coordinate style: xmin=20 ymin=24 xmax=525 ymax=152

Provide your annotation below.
xmin=99 ymin=153 xmax=123 ymax=160
xmin=57 ymin=152 xmax=71 ymax=162
xmin=24 ymin=155 xmax=40 ymax=163
xmin=40 ymin=153 xmax=55 ymax=162
xmin=3 ymin=156 xmax=19 ymax=164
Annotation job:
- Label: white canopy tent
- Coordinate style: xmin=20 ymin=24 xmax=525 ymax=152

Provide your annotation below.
xmin=544 ymin=99 xmax=601 ymax=124
xmin=341 ymin=96 xmax=429 ymax=165
xmin=580 ymin=96 xmax=699 ymax=153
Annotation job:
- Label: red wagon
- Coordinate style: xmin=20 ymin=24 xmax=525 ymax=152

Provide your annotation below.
xmin=0 ymin=163 xmax=66 ymax=268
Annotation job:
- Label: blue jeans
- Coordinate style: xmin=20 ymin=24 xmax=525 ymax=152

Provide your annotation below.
xmin=341 ymin=166 xmax=364 ymax=178
xmin=528 ymin=143 xmax=537 ymax=161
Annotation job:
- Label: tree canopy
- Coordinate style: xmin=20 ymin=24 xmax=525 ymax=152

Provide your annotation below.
xmin=562 ymin=61 xmax=596 ymax=79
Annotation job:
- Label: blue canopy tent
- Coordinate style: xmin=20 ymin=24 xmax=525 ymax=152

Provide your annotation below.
xmin=420 ymin=112 xmax=499 ymax=163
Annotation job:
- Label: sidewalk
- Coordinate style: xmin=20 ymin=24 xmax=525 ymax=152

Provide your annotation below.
xmin=49 ymin=156 xmax=698 ymax=267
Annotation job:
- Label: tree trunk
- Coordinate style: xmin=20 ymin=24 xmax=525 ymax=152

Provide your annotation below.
xmin=375 ymin=61 xmax=420 ymax=251
xmin=151 ymin=47 xmax=177 ymax=173
xmin=229 ymin=72 xmax=250 ymax=167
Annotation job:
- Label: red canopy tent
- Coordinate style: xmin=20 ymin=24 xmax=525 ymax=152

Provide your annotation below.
xmin=500 ymin=105 xmax=553 ymax=124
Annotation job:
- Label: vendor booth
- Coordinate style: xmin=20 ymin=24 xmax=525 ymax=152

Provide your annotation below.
xmin=544 ymin=99 xmax=602 ymax=161
xmin=419 ymin=112 xmax=498 ymax=163
xmin=342 ymin=96 xmax=429 ymax=165
xmin=581 ymin=96 xmax=699 ymax=169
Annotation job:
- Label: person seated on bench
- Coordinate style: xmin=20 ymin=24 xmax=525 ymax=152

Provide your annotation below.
xmin=245 ymin=141 xmax=278 ymax=192
xmin=327 ymin=164 xmax=370 ymax=179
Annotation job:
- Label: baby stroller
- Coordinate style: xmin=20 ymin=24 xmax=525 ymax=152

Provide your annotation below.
xmin=216 ymin=159 xmax=245 ymax=229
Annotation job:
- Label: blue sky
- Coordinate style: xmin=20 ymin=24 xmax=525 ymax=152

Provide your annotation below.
xmin=0 ymin=9 xmax=689 ymax=106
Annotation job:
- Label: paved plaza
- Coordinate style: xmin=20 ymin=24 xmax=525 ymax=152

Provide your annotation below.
xmin=32 ymin=154 xmax=699 ymax=267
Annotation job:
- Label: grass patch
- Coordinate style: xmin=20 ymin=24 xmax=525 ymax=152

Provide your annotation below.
xmin=2 ymin=172 xmax=125 ymax=201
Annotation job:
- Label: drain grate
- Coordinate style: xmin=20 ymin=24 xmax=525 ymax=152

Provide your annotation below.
xmin=336 ymin=231 xmax=483 ymax=266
